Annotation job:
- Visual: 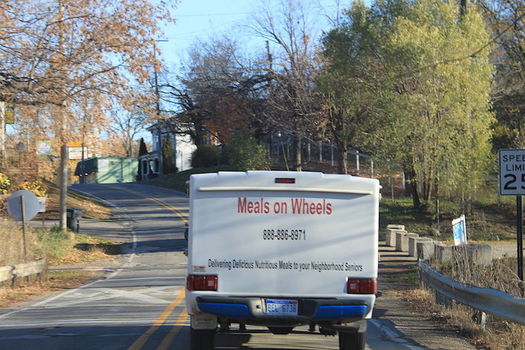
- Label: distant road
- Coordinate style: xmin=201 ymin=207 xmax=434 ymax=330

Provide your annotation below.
xmin=0 ymin=183 xmax=430 ymax=350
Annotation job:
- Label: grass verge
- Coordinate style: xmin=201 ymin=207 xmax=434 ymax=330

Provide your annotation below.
xmin=37 ymin=229 xmax=122 ymax=266
xmin=0 ymin=224 xmax=121 ymax=308
xmin=380 ymin=194 xmax=515 ymax=242
xmin=0 ymin=182 xmax=120 ymax=307
xmin=0 ymin=220 xmax=121 ymax=267
xmin=0 ymin=270 xmax=96 ymax=308
xmin=36 ymin=179 xmax=112 ymax=220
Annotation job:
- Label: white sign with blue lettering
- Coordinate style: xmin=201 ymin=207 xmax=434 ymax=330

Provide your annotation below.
xmin=452 ymin=215 xmax=467 ymax=246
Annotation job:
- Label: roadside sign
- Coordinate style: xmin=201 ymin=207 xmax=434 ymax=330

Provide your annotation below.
xmin=68 ymin=146 xmax=88 ymax=160
xmin=452 ymin=215 xmax=467 ymax=246
xmin=4 ymin=103 xmax=15 ymax=124
xmin=7 ymin=190 xmax=40 ymax=222
xmin=37 ymin=140 xmax=53 ymax=156
xmin=499 ymin=149 xmax=525 ymax=195
xmin=499 ymin=149 xmax=525 ymax=281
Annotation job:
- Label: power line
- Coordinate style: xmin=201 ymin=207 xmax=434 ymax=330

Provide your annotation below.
xmin=174 ymin=12 xmax=251 ymax=17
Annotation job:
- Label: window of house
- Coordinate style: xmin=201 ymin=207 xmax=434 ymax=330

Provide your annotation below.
xmin=154 ymin=159 xmax=160 ymax=173
xmin=152 ymin=133 xmax=159 ymax=152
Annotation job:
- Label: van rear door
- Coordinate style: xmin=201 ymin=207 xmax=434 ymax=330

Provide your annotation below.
xmin=188 ymin=171 xmax=379 ymax=297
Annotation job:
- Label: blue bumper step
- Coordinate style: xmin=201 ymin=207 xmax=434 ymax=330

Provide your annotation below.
xmin=198 ymin=302 xmax=367 ymax=320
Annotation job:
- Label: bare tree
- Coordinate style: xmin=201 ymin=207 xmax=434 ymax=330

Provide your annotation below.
xmin=478 ymin=0 xmax=525 ymax=147
xmin=162 ymin=37 xmax=269 ymax=146
xmin=251 ymin=0 xmax=322 ymax=171
xmin=107 ymin=106 xmax=148 ymax=157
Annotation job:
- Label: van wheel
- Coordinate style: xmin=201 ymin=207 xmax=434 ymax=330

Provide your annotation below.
xmin=268 ymin=326 xmax=294 ymax=335
xmin=219 ymin=318 xmax=230 ymax=333
xmin=338 ymin=331 xmax=365 ymax=350
xmin=190 ymin=328 xmax=215 ymax=350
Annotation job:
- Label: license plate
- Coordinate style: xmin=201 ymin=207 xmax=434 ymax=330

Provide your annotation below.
xmin=265 ymin=299 xmax=298 ymax=316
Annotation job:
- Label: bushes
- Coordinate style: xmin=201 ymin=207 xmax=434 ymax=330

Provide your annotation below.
xmin=190 ymin=131 xmax=270 ymax=171
xmin=0 ymin=173 xmax=11 ymax=194
xmin=0 ymin=175 xmax=48 ymax=197
xmin=16 ymin=180 xmax=48 ymax=197
xmin=191 ymin=145 xmax=221 ymax=168
xmin=222 ymin=131 xmax=271 ymax=171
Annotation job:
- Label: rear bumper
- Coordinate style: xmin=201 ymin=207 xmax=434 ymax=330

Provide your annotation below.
xmin=195 ymin=296 xmax=370 ymax=324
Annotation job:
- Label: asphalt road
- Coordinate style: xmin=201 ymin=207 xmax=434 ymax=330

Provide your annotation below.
xmin=0 ymin=183 xmax=428 ymax=350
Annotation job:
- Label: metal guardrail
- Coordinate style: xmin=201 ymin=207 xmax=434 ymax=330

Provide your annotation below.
xmin=0 ymin=259 xmax=47 ymax=284
xmin=419 ymin=260 xmax=525 ymax=324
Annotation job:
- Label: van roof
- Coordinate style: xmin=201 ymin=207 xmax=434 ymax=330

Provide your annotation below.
xmin=190 ymin=171 xmax=380 ymax=195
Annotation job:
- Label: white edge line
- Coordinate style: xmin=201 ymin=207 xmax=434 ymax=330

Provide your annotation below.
xmin=0 ymin=188 xmax=138 ymax=321
xmin=369 ymin=319 xmax=427 ymax=350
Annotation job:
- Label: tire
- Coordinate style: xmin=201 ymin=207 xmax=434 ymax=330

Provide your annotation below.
xmin=190 ymin=328 xmax=215 ymax=350
xmin=268 ymin=326 xmax=294 ymax=335
xmin=218 ymin=318 xmax=230 ymax=333
xmin=338 ymin=331 xmax=365 ymax=350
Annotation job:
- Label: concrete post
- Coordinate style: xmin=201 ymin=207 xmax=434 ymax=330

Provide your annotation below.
xmin=385 ymin=229 xmax=406 ymax=247
xmin=435 ymin=243 xmax=453 ymax=264
xmin=467 ymin=244 xmax=492 ymax=266
xmin=396 ymin=232 xmax=418 ymax=252
xmin=452 ymin=244 xmax=493 ymax=266
xmin=417 ymin=241 xmax=436 ymax=260
xmin=385 ymin=225 xmax=405 ymax=247
xmin=408 ymin=237 xmax=433 ymax=257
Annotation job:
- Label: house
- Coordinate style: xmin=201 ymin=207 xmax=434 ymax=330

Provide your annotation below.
xmin=138 ymin=120 xmax=196 ymax=179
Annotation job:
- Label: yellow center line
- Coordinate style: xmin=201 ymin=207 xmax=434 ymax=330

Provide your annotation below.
xmin=112 ymin=186 xmax=190 ymax=350
xmin=157 ymin=309 xmax=189 ymax=350
xmin=128 ymin=289 xmax=186 ymax=350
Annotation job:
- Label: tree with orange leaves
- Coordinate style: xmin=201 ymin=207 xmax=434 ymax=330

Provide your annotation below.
xmin=0 ymin=0 xmax=176 ymax=230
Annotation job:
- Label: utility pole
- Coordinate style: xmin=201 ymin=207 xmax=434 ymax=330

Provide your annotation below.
xmin=153 ymin=39 xmax=168 ymax=117
xmin=0 ymin=101 xmax=5 ymax=171
xmin=152 ymin=39 xmax=167 ymax=175
xmin=266 ymin=40 xmax=273 ymax=72
xmin=153 ymin=44 xmax=161 ymax=117
xmin=58 ymin=1 xmax=68 ymax=232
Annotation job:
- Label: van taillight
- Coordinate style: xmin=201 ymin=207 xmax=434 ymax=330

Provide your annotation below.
xmin=275 ymin=178 xmax=295 ymax=184
xmin=347 ymin=278 xmax=377 ymax=294
xmin=186 ymin=275 xmax=218 ymax=291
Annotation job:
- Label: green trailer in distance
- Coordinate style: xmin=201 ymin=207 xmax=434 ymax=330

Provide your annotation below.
xmin=74 ymin=157 xmax=138 ymax=184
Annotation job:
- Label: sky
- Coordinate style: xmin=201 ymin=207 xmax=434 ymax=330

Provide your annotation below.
xmin=159 ymin=0 xmax=347 ymax=71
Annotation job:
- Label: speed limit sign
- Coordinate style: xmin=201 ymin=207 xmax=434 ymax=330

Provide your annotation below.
xmin=499 ymin=149 xmax=525 ymax=195
xmin=499 ymin=149 xmax=525 ymax=281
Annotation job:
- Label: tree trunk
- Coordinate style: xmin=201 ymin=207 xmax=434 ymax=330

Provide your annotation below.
xmin=405 ymin=166 xmax=422 ymax=210
xmin=193 ymin=119 xmax=207 ymax=146
xmin=294 ymin=134 xmax=302 ymax=171
xmin=337 ymin=146 xmax=348 ymax=174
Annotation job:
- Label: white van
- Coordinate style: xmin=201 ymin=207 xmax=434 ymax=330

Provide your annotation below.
xmin=185 ymin=171 xmax=380 ymax=350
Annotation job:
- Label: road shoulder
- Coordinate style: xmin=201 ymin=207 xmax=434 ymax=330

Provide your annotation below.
xmin=375 ymin=244 xmax=478 ymax=350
